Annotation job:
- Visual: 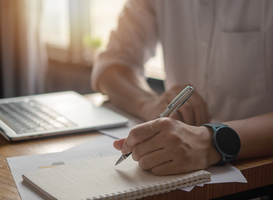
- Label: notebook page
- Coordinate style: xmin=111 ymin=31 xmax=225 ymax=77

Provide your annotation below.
xmin=23 ymin=154 xmax=210 ymax=200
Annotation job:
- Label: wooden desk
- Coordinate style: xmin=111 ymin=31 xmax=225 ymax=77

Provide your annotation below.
xmin=1 ymin=132 xmax=273 ymax=200
xmin=0 ymin=94 xmax=273 ymax=199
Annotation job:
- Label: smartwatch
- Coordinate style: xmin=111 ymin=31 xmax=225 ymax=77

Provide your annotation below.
xmin=202 ymin=123 xmax=241 ymax=166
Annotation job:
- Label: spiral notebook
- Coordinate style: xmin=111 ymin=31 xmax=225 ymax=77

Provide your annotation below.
xmin=22 ymin=154 xmax=211 ymax=200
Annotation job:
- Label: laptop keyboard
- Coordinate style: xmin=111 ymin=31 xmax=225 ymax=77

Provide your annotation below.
xmin=0 ymin=100 xmax=76 ymax=134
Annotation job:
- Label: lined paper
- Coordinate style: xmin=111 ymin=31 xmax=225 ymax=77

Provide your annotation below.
xmin=23 ymin=154 xmax=211 ymax=200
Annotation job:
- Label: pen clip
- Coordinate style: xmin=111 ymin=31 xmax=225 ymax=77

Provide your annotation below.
xmin=168 ymin=86 xmax=194 ymax=109
xmin=116 ymin=86 xmax=195 ymax=166
xmin=160 ymin=86 xmax=195 ymax=118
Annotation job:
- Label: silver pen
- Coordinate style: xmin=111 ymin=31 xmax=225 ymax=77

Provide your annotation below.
xmin=115 ymin=86 xmax=195 ymax=166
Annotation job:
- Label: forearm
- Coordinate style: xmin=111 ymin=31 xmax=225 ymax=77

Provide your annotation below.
xmin=97 ymin=65 xmax=158 ymax=119
xmin=225 ymin=112 xmax=273 ymax=159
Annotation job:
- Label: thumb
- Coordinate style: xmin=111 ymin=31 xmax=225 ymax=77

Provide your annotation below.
xmin=113 ymin=138 xmax=126 ymax=151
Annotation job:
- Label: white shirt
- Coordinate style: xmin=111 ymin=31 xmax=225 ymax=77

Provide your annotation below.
xmin=91 ymin=0 xmax=273 ymax=122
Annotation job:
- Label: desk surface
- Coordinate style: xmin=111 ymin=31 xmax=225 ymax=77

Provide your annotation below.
xmin=0 ymin=95 xmax=273 ymax=200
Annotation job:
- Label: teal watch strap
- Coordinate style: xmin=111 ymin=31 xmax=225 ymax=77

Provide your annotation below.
xmin=202 ymin=123 xmax=241 ymax=166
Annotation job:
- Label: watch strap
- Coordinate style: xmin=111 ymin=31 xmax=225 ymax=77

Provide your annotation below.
xmin=203 ymin=122 xmax=228 ymax=129
xmin=202 ymin=123 xmax=240 ymax=166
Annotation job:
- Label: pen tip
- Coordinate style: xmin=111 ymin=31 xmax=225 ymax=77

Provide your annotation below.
xmin=115 ymin=156 xmax=125 ymax=166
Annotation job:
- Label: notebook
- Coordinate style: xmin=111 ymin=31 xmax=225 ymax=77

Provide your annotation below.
xmin=22 ymin=154 xmax=211 ymax=200
xmin=0 ymin=91 xmax=128 ymax=141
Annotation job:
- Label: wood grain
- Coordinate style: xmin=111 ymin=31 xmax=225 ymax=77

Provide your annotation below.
xmin=1 ymin=132 xmax=273 ymax=200
xmin=0 ymin=132 xmax=102 ymax=200
xmin=0 ymin=93 xmax=272 ymax=199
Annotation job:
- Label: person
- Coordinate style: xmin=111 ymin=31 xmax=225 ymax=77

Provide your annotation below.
xmin=91 ymin=0 xmax=273 ymax=175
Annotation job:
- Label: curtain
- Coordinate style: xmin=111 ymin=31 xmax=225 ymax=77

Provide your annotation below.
xmin=0 ymin=0 xmax=47 ymax=98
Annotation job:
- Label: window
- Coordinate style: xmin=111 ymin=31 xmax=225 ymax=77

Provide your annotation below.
xmin=89 ymin=0 xmax=127 ymax=50
xmin=41 ymin=0 xmax=165 ymax=80
xmin=40 ymin=0 xmax=70 ymax=48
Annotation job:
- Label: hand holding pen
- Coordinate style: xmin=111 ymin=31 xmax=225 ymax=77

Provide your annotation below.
xmin=115 ymin=86 xmax=195 ymax=166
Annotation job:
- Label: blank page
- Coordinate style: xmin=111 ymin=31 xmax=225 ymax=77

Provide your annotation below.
xmin=23 ymin=154 xmax=210 ymax=200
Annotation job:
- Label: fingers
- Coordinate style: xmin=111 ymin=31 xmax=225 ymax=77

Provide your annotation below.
xmin=116 ymin=118 xmax=214 ymax=175
xmin=138 ymin=150 xmax=192 ymax=175
xmin=131 ymin=130 xmax=166 ymax=161
xmin=113 ymin=138 xmax=126 ymax=150
xmin=139 ymin=84 xmax=210 ymax=124
xmin=151 ymin=161 xmax=184 ymax=176
xmin=188 ymin=92 xmax=210 ymax=125
xmin=170 ymin=86 xmax=210 ymax=125
xmin=160 ymin=86 xmax=189 ymax=121
xmin=178 ymin=101 xmax=195 ymax=125
xmin=121 ymin=120 xmax=160 ymax=154
xmin=138 ymin=149 xmax=172 ymax=170
xmin=121 ymin=118 xmax=176 ymax=157
xmin=140 ymin=84 xmax=210 ymax=125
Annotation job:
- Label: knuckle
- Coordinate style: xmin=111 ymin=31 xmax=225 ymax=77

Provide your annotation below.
xmin=122 ymin=142 xmax=130 ymax=152
xmin=128 ymin=130 xmax=139 ymax=143
xmin=176 ymin=146 xmax=187 ymax=155
xmin=181 ymin=102 xmax=192 ymax=112
xmin=169 ymin=132 xmax=180 ymax=142
xmin=161 ymin=130 xmax=175 ymax=141
xmin=159 ymin=118 xmax=174 ymax=127
xmin=131 ymin=153 xmax=138 ymax=161
xmin=132 ymin=146 xmax=141 ymax=161
xmin=138 ymin=158 xmax=151 ymax=170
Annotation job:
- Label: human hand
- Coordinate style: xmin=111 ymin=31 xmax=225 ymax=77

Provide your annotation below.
xmin=113 ymin=118 xmax=221 ymax=175
xmin=140 ymin=85 xmax=210 ymax=126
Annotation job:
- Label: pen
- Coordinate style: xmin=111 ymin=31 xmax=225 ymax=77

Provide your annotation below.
xmin=115 ymin=86 xmax=195 ymax=166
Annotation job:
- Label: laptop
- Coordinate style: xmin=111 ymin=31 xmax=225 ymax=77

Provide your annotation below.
xmin=0 ymin=91 xmax=128 ymax=141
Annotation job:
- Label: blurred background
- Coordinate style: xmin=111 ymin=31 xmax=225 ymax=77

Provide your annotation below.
xmin=0 ymin=0 xmax=165 ymax=98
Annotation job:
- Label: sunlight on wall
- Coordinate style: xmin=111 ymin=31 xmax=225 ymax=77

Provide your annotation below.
xmin=40 ymin=0 xmax=70 ymax=48
xmin=89 ymin=0 xmax=127 ymax=49
xmin=40 ymin=0 xmax=165 ymax=80
xmin=89 ymin=0 xmax=165 ymax=80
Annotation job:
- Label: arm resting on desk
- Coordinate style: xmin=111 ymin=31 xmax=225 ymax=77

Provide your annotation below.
xmin=94 ymin=65 xmax=210 ymax=125
xmin=114 ymin=112 xmax=273 ymax=175
xmin=225 ymin=112 xmax=273 ymax=159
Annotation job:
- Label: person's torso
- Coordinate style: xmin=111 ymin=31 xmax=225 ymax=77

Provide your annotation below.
xmin=153 ymin=0 xmax=273 ymax=121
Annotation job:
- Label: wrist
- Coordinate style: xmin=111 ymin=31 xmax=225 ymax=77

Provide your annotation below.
xmin=202 ymin=123 xmax=241 ymax=166
xmin=137 ymin=93 xmax=159 ymax=121
xmin=202 ymin=126 xmax=222 ymax=166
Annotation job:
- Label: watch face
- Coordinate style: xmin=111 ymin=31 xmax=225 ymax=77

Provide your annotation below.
xmin=215 ymin=127 xmax=241 ymax=156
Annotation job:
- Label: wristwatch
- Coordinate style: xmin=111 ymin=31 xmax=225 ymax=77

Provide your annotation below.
xmin=202 ymin=123 xmax=241 ymax=166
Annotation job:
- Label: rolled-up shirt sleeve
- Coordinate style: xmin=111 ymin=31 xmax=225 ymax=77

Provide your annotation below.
xmin=91 ymin=0 xmax=158 ymax=91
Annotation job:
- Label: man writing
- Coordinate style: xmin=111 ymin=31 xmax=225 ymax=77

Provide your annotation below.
xmin=91 ymin=0 xmax=273 ymax=175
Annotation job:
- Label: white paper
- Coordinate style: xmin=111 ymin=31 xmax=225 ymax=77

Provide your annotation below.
xmin=68 ymin=135 xmax=115 ymax=151
xmin=99 ymin=101 xmax=143 ymax=139
xmin=179 ymin=163 xmax=247 ymax=192
xmin=7 ymin=135 xmax=118 ymax=200
xmin=206 ymin=163 xmax=247 ymax=184
xmin=180 ymin=185 xmax=195 ymax=192
xmin=23 ymin=155 xmax=210 ymax=200
xmin=98 ymin=120 xmax=247 ymax=193
xmin=7 ymin=122 xmax=247 ymax=199
xmin=99 ymin=120 xmax=138 ymax=139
